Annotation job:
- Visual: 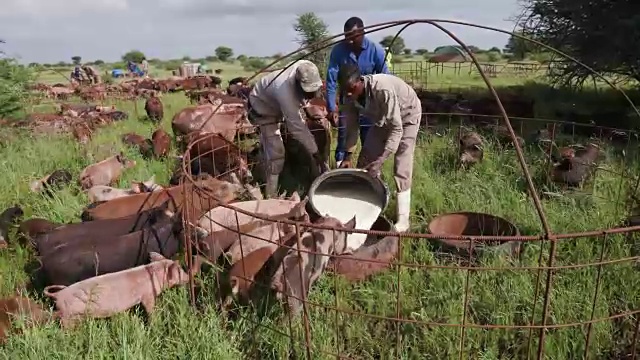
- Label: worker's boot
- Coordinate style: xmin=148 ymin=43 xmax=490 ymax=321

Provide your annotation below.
xmin=265 ymin=174 xmax=280 ymax=199
xmin=394 ymin=189 xmax=411 ymax=232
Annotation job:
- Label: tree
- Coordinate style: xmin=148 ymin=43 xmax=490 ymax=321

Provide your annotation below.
xmin=122 ymin=50 xmax=146 ymax=64
xmin=93 ymin=59 xmax=105 ymax=65
xmin=215 ymin=46 xmax=234 ymax=61
xmin=293 ymin=12 xmax=330 ymax=70
xmin=467 ymin=45 xmax=482 ymax=53
xmin=379 ymin=35 xmax=405 ymax=55
xmin=236 ymin=54 xmax=247 ymax=62
xmin=71 ymin=56 xmax=82 ymax=65
xmin=488 ymin=47 xmax=501 ymax=53
xmin=503 ymin=31 xmax=535 ymax=61
xmin=521 ymin=0 xmax=639 ymax=86
xmin=415 ymin=48 xmax=429 ymax=55
xmin=403 ymin=49 xmax=412 ymax=55
xmin=205 ymin=55 xmax=217 ymax=62
xmin=182 ymin=56 xmax=191 ymax=61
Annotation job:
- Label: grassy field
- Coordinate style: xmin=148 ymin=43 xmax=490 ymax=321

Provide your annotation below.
xmin=1 ymin=64 xmax=639 ymax=359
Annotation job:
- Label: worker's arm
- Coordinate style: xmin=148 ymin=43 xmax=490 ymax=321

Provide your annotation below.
xmin=325 ymin=45 xmax=341 ymax=113
xmin=375 ymin=45 xmax=390 ymax=74
xmin=276 ymin=91 xmax=319 ymax=156
xmin=377 ymin=90 xmax=403 ymax=154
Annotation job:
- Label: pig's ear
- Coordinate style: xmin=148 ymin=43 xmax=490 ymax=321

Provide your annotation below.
xmin=149 ymin=252 xmax=165 ymax=262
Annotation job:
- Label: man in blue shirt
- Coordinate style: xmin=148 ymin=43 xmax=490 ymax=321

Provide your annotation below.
xmin=325 ymin=17 xmax=390 ymax=168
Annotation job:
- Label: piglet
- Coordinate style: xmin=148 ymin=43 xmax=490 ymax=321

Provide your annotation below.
xmin=0 ymin=206 xmax=24 ymax=249
xmin=79 ymin=152 xmax=136 ymax=190
xmin=44 ymin=252 xmax=199 ymax=329
xmin=145 ymin=95 xmax=164 ymax=123
xmin=0 ymin=296 xmax=50 ymax=344
xmin=29 ymin=169 xmax=72 ymax=197
xmin=552 ymin=143 xmax=601 ymax=187
xmin=151 ymin=128 xmax=171 ymax=159
xmin=459 ymin=131 xmax=484 ymax=167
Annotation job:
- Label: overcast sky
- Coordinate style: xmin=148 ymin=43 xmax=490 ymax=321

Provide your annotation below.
xmin=0 ymin=0 xmax=522 ymax=64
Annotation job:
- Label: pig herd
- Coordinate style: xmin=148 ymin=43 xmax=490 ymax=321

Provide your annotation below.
xmin=1 ymin=75 xmax=400 ymax=342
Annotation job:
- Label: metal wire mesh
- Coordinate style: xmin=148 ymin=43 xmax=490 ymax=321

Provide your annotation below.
xmin=178 ymin=19 xmax=640 ymax=359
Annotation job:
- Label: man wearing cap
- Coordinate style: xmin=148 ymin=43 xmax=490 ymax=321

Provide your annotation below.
xmin=326 ymin=16 xmax=390 ymax=168
xmin=248 ymin=60 xmax=327 ymax=198
xmin=337 ymin=63 xmax=421 ymax=232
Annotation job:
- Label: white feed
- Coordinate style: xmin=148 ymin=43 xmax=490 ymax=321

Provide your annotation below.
xmin=312 ymin=186 xmax=382 ymax=253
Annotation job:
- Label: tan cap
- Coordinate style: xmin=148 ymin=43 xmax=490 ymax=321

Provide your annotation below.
xmin=295 ymin=61 xmax=323 ymax=93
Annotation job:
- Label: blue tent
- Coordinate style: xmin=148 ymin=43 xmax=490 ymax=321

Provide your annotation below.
xmin=111 ymin=69 xmax=125 ymax=78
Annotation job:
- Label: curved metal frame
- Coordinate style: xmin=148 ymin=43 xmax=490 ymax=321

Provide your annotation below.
xmin=180 ymin=19 xmax=640 ymax=360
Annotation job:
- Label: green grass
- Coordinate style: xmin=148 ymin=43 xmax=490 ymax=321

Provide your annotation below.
xmin=1 ymin=72 xmax=640 ymax=359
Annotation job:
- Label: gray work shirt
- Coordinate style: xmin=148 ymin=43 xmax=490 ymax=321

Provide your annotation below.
xmin=360 ymin=74 xmax=421 ymax=153
xmin=249 ymin=60 xmax=318 ymax=155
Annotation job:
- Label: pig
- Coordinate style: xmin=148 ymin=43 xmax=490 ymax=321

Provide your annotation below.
xmin=40 ymin=207 xmax=183 ymax=285
xmin=271 ymin=216 xmax=356 ymax=315
xmin=85 ymin=176 xmax=160 ymax=202
xmin=72 ymin=123 xmax=92 ymax=144
xmin=145 ymin=94 xmax=164 ymax=123
xmin=0 ymin=296 xmax=50 ymax=344
xmin=552 ymin=143 xmax=601 ymax=187
xmin=151 ymin=128 xmax=171 ymax=158
xmin=122 ymin=133 xmax=147 ymax=147
xmin=79 ymin=152 xmax=136 ymax=190
xmin=43 ymin=252 xmax=199 ymax=329
xmin=129 ymin=175 xmax=163 ymax=193
xmin=17 ymin=218 xmax=61 ymax=247
xmin=459 ymin=131 xmax=483 ymax=167
xmin=35 ymin=202 xmax=172 ymax=256
xmin=29 ymin=169 xmax=73 ymax=197
xmin=0 ymin=205 xmax=24 ymax=249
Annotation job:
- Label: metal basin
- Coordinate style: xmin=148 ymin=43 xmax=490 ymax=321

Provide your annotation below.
xmin=308 ymin=169 xmax=390 ymax=252
xmin=308 ymin=168 xmax=389 ymax=218
xmin=428 ymin=212 xmax=521 ymax=257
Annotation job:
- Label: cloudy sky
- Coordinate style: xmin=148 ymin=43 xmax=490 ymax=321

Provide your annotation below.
xmin=0 ymin=0 xmax=522 ymax=64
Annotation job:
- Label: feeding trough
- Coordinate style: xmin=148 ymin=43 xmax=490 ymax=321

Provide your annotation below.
xmin=428 ymin=212 xmax=521 ymax=257
xmin=308 ymin=169 xmax=389 ymax=253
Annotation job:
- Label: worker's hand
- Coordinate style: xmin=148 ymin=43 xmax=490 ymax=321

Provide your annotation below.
xmin=328 ymin=111 xmax=339 ymax=128
xmin=339 ymin=160 xmax=352 ymax=169
xmin=339 ymin=152 xmax=353 ymax=169
xmin=364 ymin=159 xmax=383 ymax=178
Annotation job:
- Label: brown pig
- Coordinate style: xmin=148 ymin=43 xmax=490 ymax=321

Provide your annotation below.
xmin=0 ymin=296 xmax=50 ymax=344
xmin=459 ymin=131 xmax=483 ymax=167
xmin=151 ymin=128 xmax=171 ymax=158
xmin=79 ymin=152 xmax=136 ymax=190
xmin=145 ymin=94 xmax=164 ymax=123
xmin=43 ymin=252 xmax=199 ymax=329
xmin=17 ymin=218 xmax=61 ymax=247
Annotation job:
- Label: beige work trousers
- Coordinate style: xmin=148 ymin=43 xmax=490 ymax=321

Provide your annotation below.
xmin=356 ymin=114 xmax=420 ymax=192
xmin=255 ymin=116 xmax=286 ymax=176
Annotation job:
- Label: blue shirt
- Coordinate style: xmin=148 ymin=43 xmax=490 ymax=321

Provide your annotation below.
xmin=325 ymin=37 xmax=389 ymax=112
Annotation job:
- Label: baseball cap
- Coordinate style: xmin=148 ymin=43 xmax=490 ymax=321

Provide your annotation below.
xmin=295 ymin=61 xmax=323 ymax=93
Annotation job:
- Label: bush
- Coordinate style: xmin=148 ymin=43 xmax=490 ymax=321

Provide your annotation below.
xmin=163 ymin=60 xmax=182 ymax=71
xmin=243 ymin=58 xmax=268 ymax=72
xmin=0 ymin=59 xmax=32 ymax=119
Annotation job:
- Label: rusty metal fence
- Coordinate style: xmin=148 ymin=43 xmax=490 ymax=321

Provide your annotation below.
xmin=179 ymin=20 xmax=640 ymax=359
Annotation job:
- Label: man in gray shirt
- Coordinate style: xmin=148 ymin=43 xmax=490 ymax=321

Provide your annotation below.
xmin=338 ymin=63 xmax=421 ymax=232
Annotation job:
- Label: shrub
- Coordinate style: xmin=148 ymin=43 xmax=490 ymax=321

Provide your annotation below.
xmin=0 ymin=59 xmax=32 ymax=119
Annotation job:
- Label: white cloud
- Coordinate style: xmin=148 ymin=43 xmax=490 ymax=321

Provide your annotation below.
xmin=0 ymin=0 xmax=521 ymax=63
xmin=0 ymin=0 xmax=129 ymax=17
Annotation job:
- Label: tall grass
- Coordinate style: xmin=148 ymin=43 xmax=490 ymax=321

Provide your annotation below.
xmin=0 ymin=89 xmax=638 ymax=359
